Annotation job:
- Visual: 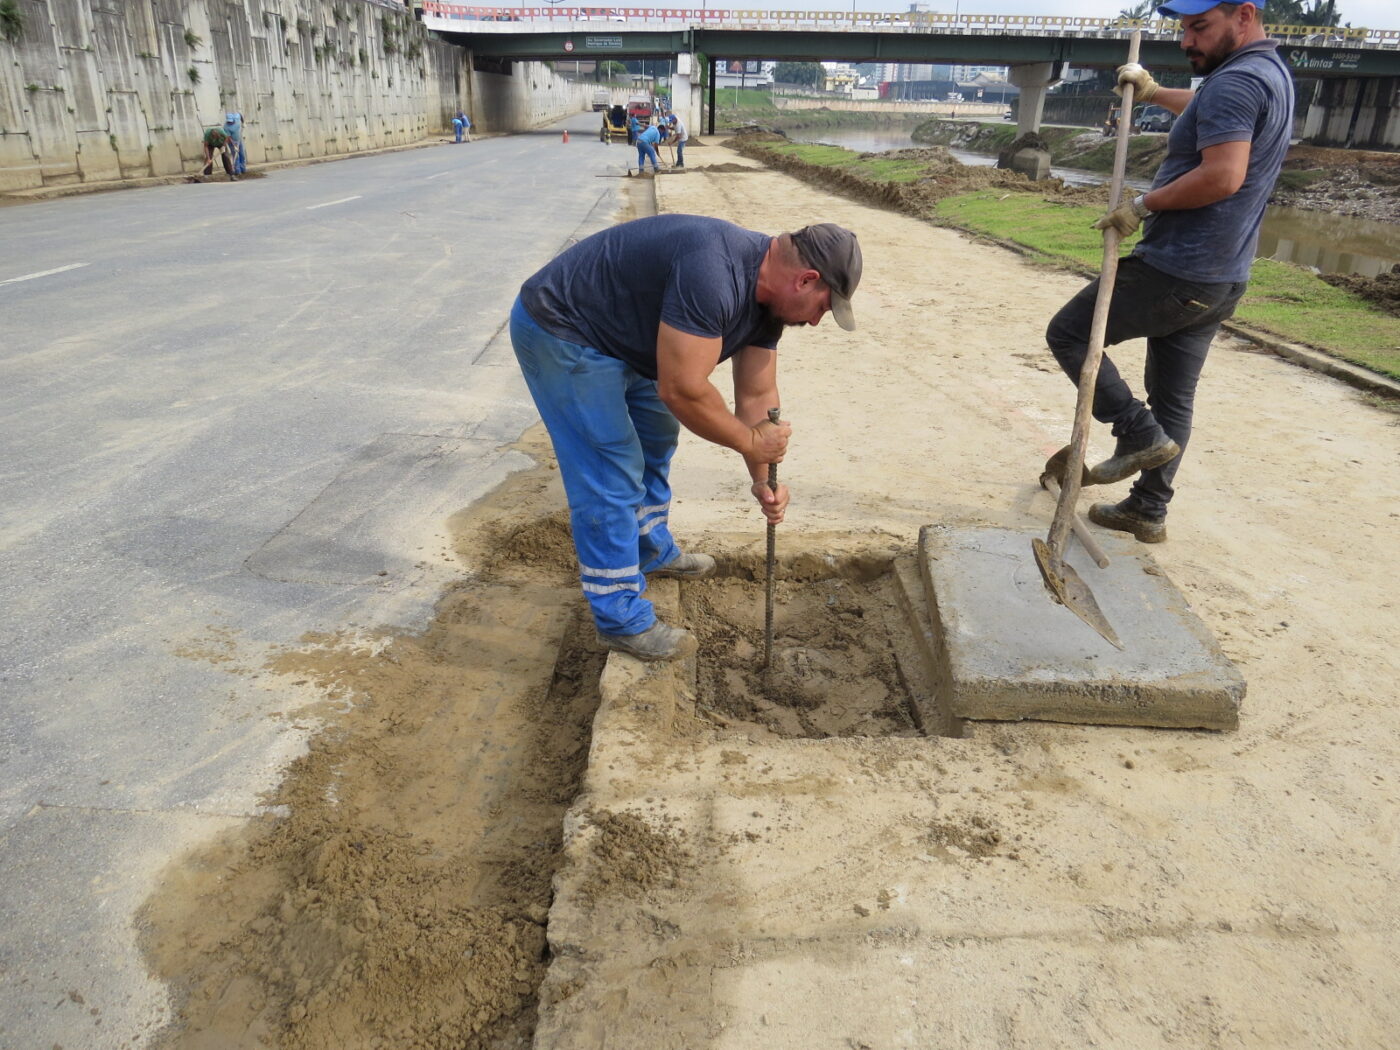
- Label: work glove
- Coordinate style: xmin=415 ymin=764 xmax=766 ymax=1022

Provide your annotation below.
xmin=1093 ymin=194 xmax=1152 ymax=237
xmin=1114 ymin=62 xmax=1159 ymax=102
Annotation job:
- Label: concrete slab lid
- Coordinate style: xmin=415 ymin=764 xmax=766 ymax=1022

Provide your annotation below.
xmin=920 ymin=525 xmax=1245 ymax=729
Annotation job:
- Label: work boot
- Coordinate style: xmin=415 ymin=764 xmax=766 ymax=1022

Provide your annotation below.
xmin=596 ymin=621 xmax=695 ymax=661
xmin=1088 ymin=433 xmax=1180 ymax=486
xmin=648 ymin=552 xmax=716 ymax=579
xmin=1088 ymin=499 xmax=1167 ymax=543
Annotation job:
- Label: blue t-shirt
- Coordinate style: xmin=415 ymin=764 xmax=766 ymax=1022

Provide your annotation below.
xmin=638 ymin=125 xmax=661 ymax=146
xmin=1135 ymin=39 xmax=1293 ymax=284
xmin=518 ymin=215 xmax=782 ymax=380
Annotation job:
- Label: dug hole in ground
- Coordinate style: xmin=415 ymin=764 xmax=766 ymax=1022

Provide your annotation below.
xmin=143 ymin=149 xmax=1400 ymax=1049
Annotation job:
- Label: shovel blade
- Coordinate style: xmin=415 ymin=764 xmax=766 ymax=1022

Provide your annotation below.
xmin=1031 ymin=538 xmax=1124 ymax=650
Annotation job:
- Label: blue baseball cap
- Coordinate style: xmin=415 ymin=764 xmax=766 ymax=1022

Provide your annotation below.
xmin=1158 ymin=0 xmax=1263 ymax=15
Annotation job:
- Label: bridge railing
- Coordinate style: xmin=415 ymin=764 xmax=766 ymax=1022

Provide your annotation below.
xmin=420 ymin=4 xmax=1399 ymax=48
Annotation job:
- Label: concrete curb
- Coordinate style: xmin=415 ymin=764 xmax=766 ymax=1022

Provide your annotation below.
xmin=1221 ymin=322 xmax=1400 ymax=399
xmin=0 ymin=135 xmax=481 ymax=204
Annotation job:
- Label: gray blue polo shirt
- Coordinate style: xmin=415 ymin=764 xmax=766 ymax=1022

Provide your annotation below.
xmin=519 ymin=214 xmax=783 ymax=381
xmin=1135 ymin=39 xmax=1294 ymax=284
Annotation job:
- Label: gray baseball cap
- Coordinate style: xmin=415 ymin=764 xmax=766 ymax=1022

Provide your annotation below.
xmin=791 ymin=223 xmax=862 ymax=331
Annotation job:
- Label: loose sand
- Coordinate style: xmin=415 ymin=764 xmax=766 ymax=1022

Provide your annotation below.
xmin=144 ymin=147 xmax=1400 ymax=1048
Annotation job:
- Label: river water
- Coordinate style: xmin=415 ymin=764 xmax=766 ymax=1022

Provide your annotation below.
xmin=794 ymin=127 xmax=1400 ymax=278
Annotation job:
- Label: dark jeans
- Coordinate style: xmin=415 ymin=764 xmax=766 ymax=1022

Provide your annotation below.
xmin=1045 ymin=255 xmax=1245 ymax=517
xmin=202 ymin=146 xmax=232 ymax=178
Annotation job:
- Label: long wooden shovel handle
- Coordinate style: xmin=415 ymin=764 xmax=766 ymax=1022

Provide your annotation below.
xmin=763 ymin=406 xmax=781 ymax=672
xmin=1040 ymin=473 xmax=1111 ymax=569
xmin=1047 ymin=31 xmax=1142 ymax=557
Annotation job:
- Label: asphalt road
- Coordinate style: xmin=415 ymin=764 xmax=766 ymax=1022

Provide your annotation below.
xmin=0 ymin=110 xmax=632 ymax=1048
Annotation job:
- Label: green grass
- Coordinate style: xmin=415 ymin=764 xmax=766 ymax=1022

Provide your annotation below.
xmin=714 ymin=88 xmax=782 ymax=119
xmin=937 ymin=191 xmax=1116 ymax=267
xmin=935 ymin=190 xmax=1400 ymax=379
xmin=1275 ymin=168 xmax=1330 ymax=192
xmin=750 ymin=139 xmax=932 ymax=183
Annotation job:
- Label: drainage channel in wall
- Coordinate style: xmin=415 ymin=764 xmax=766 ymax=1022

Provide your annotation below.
xmin=678 ymin=549 xmax=963 ymax=740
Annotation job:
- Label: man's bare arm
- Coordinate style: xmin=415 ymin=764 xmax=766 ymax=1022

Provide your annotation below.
xmin=732 ymin=343 xmax=791 ymax=522
xmin=1148 ymin=86 xmax=1195 ymax=115
xmin=655 ymin=322 xmax=787 ymax=472
xmin=731 ymin=343 xmax=781 ymax=484
xmin=1145 ymin=139 xmax=1251 ymax=211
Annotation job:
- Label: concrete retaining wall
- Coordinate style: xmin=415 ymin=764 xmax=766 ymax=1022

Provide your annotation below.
xmin=1304 ymin=75 xmax=1400 ymax=149
xmin=0 ymin=0 xmax=593 ymax=192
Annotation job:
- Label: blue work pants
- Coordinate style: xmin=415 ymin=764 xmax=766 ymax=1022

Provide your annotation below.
xmin=1046 ymin=256 xmax=1245 ymax=517
xmin=675 ymin=140 xmax=685 ymax=166
xmin=636 ymin=140 xmax=661 ymax=172
xmin=509 ymin=298 xmax=682 ymax=635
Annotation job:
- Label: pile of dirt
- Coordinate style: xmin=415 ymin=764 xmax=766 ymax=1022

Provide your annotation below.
xmin=727 ymin=134 xmax=1048 ymax=219
xmin=1272 ymin=144 xmax=1400 ymax=223
xmin=695 ymin=162 xmax=758 ymax=174
xmin=1322 ymin=264 xmax=1400 ymax=317
xmin=577 ymin=809 xmax=693 ymax=903
xmin=141 ymin=432 xmax=608 ymax=1050
xmin=727 ymin=134 xmax=1110 ymax=221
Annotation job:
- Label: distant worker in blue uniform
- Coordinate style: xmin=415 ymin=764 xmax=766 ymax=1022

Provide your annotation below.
xmin=452 ymin=109 xmax=473 ymax=143
xmin=1043 ymin=0 xmax=1292 ymax=544
xmin=510 ymin=216 xmax=862 ymax=660
xmin=222 ymin=111 xmax=245 ymax=175
xmin=635 ymin=122 xmax=663 ymax=175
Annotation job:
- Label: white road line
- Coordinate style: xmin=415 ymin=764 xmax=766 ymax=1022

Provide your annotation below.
xmin=305 ymin=195 xmax=363 ymax=210
xmin=0 ymin=262 xmax=89 ymax=286
xmin=425 ymin=171 xmax=452 ymax=180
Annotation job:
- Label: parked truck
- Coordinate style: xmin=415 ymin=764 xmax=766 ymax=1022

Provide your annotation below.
xmin=592 ymin=88 xmax=610 ymax=112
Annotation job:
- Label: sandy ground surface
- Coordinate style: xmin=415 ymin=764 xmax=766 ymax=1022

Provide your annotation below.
xmin=143 ymin=147 xmax=1400 ymax=1047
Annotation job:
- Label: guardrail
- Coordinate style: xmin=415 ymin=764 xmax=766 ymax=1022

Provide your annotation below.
xmin=421 ymin=4 xmax=1400 ymax=48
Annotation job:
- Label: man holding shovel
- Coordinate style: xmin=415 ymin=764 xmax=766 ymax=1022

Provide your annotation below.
xmin=1044 ymin=0 xmax=1292 ymax=542
xmin=510 ymin=216 xmax=861 ymax=661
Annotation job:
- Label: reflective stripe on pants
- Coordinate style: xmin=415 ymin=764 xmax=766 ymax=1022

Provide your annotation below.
xmin=509 ymin=297 xmax=681 ymax=635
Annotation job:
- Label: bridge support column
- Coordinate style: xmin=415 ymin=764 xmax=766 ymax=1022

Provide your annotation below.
xmin=1006 ymin=61 xmax=1064 ymax=180
xmin=673 ymin=52 xmax=700 ymax=139
xmin=1008 ymin=61 xmax=1063 ymax=137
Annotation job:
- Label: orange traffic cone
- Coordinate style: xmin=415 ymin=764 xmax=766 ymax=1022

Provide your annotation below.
xmin=562 ymin=129 xmax=570 ymax=144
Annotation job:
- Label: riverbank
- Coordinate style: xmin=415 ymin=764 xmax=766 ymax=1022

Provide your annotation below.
xmin=715 ymin=88 xmax=931 ymax=132
xmin=727 ymin=131 xmax=1400 ymax=382
xmin=911 ymin=119 xmax=1400 ymax=225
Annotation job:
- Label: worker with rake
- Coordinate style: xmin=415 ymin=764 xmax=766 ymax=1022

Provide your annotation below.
xmin=1043 ymin=0 xmax=1292 ymax=542
xmin=510 ymin=217 xmax=861 ymax=660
